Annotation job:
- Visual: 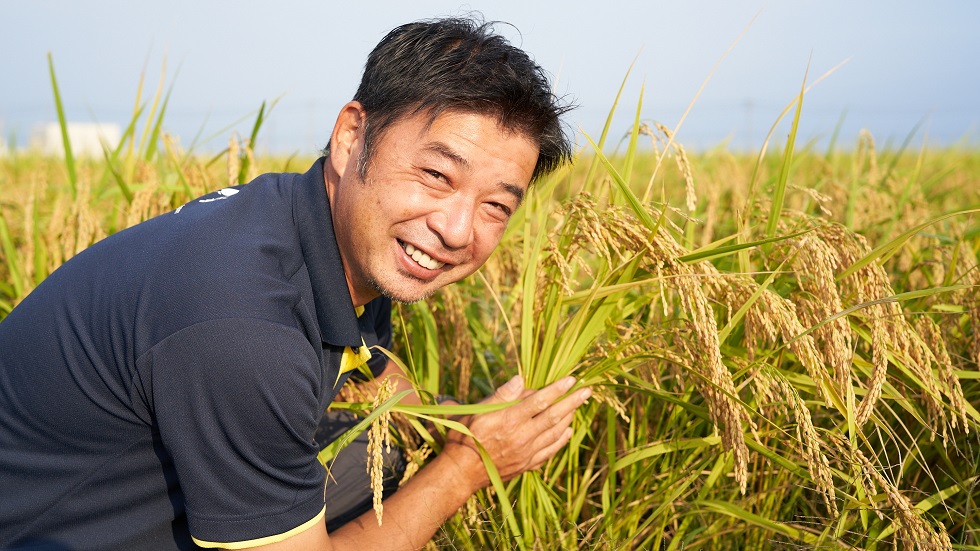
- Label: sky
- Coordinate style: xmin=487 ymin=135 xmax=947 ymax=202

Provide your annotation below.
xmin=2 ymin=1 xmax=979 ymax=155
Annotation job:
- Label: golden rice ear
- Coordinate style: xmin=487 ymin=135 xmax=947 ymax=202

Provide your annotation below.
xmin=397 ymin=444 xmax=432 ymax=488
xmin=226 ymin=133 xmax=240 ymax=187
xmin=366 ymin=376 xmax=395 ymax=526
xmin=790 ymin=233 xmax=853 ymax=390
xmin=756 ymin=367 xmax=837 ymax=517
xmin=40 ymin=168 xmax=105 ymax=280
xmin=243 ymin=138 xmax=257 ymax=184
xmin=916 ymin=316 xmax=967 ymax=434
xmin=653 ymin=123 xmax=697 ymax=214
xmin=837 ymin=435 xmax=953 ymax=551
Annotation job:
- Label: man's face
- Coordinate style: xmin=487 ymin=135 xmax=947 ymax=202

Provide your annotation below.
xmin=327 ymin=107 xmax=539 ymax=305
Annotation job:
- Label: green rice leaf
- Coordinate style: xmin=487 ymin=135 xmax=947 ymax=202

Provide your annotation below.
xmin=765 ymin=64 xmax=807 ymax=240
xmin=47 ymin=53 xmax=77 ymax=198
xmin=837 ymin=208 xmax=980 ymax=280
xmin=697 ymin=500 xmax=819 ymax=544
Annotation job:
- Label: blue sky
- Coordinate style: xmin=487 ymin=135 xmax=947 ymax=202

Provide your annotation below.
xmin=3 ymin=1 xmax=978 ymax=154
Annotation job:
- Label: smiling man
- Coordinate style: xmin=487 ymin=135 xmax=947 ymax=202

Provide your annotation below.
xmin=328 ymin=108 xmax=537 ymax=305
xmin=0 ymin=17 xmax=586 ymax=551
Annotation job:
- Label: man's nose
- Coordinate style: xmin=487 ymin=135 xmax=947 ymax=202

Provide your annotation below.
xmin=428 ymin=195 xmax=475 ymax=250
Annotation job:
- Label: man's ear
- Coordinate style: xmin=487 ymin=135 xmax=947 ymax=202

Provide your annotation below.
xmin=329 ymin=101 xmax=366 ymax=179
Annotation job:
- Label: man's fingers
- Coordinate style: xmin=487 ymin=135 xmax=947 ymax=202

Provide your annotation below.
xmin=524 ymin=390 xmax=587 ymax=466
xmin=482 ymin=376 xmax=588 ymax=418
xmin=481 ymin=375 xmax=525 ymax=405
xmin=528 ymin=427 xmax=575 ymax=470
xmin=553 ymin=409 xmax=576 ymax=432
xmin=519 ymin=376 xmax=578 ymax=415
xmin=534 ymin=386 xmax=591 ymax=424
xmin=460 ymin=379 xmax=591 ymax=484
xmin=534 ymin=409 xmax=576 ymax=448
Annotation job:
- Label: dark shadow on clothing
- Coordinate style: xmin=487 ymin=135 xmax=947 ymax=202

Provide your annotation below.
xmin=1 ymin=539 xmax=74 ymax=550
xmin=315 ymin=409 xmax=407 ymax=532
xmin=151 ymin=429 xmax=195 ymax=549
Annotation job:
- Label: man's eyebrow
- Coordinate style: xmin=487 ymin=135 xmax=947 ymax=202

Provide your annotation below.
xmin=501 ymin=182 xmax=525 ymax=208
xmin=423 ymin=141 xmax=526 ymax=207
xmin=423 ymin=142 xmax=470 ymax=169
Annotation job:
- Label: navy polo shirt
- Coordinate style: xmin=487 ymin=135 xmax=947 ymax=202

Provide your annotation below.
xmin=0 ymin=158 xmax=390 ymax=549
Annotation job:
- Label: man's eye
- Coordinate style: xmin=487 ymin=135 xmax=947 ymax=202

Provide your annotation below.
xmin=490 ymin=202 xmax=512 ymax=217
xmin=424 ymin=169 xmax=445 ymax=180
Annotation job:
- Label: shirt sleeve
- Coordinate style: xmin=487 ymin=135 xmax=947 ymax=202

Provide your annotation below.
xmin=137 ymin=317 xmax=328 ymax=547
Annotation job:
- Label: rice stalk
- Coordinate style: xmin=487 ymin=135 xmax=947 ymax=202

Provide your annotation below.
xmin=46 ymin=53 xmax=76 ymax=198
xmin=366 ymin=376 xmax=395 ymax=526
xmin=227 ymin=134 xmax=240 ymax=187
xmin=830 ymin=433 xmax=953 ymax=550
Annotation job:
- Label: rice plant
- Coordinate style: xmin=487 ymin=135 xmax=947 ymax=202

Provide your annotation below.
xmin=2 ymin=60 xmax=979 ymax=550
xmin=386 ymin=84 xmax=980 ymax=549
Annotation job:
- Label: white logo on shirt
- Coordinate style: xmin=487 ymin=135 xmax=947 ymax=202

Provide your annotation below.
xmin=199 ymin=188 xmax=240 ymax=202
xmin=175 ymin=188 xmax=240 ymax=214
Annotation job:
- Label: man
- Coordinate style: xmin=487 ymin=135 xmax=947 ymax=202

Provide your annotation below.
xmin=0 ymin=17 xmax=589 ymax=550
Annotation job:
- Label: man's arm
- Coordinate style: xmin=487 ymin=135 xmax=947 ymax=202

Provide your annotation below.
xmin=347 ymin=359 xmax=430 ymax=406
xmin=249 ymin=375 xmax=590 ymax=551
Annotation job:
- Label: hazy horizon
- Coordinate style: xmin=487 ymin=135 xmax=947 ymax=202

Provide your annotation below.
xmin=3 ymin=1 xmax=978 ymax=154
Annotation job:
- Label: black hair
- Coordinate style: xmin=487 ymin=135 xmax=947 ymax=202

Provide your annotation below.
xmin=327 ymin=16 xmax=574 ymax=183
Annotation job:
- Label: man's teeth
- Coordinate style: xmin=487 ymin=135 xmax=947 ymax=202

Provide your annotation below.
xmin=403 ymin=243 xmax=446 ymax=270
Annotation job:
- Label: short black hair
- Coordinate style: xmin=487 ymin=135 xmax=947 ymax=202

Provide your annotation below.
xmin=328 ymin=17 xmax=574 ymax=183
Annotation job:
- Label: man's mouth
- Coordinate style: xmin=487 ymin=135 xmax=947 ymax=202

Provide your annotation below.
xmin=402 ymin=242 xmax=447 ymax=270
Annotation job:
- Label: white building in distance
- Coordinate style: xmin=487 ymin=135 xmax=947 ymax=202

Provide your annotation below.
xmin=28 ymin=122 xmax=122 ymax=158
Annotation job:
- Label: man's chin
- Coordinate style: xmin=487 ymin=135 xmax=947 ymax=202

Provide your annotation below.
xmin=369 ymin=277 xmax=440 ymax=305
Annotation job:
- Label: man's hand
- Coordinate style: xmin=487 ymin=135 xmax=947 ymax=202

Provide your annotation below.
xmin=442 ymin=375 xmax=591 ymax=492
xmin=253 ymin=375 xmax=589 ymax=551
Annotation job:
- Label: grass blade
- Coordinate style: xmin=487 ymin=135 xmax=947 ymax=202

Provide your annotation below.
xmin=47 ymin=53 xmax=77 ymax=198
xmin=764 ymin=63 xmax=808 ymax=240
xmin=837 ymin=208 xmax=980 ymax=281
xmin=581 ymin=56 xmax=637 ymax=191
xmin=581 ymin=131 xmax=656 ymax=230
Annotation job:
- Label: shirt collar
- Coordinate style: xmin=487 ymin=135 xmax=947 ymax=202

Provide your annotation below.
xmin=293 ymin=157 xmax=363 ymax=348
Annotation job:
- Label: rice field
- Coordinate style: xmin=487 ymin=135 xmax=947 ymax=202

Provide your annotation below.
xmin=1 ymin=72 xmax=979 ymax=550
